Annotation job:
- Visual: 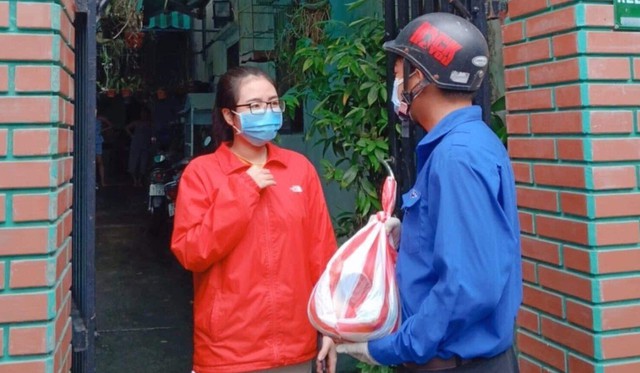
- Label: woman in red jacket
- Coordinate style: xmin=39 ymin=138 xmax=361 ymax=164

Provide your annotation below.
xmin=171 ymin=66 xmax=338 ymax=373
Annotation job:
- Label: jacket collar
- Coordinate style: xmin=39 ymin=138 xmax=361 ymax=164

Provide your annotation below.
xmin=217 ymin=142 xmax=289 ymax=175
xmin=416 ymin=105 xmax=483 ymax=170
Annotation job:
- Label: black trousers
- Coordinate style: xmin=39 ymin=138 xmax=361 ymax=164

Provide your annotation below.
xmin=396 ymin=347 xmax=519 ymax=373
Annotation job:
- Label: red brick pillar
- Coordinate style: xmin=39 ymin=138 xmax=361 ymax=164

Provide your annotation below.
xmin=504 ymin=1 xmax=640 ymax=372
xmin=0 ymin=0 xmax=75 ymax=372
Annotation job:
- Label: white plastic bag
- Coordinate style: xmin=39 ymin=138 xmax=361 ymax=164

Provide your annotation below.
xmin=308 ymin=176 xmax=400 ymax=342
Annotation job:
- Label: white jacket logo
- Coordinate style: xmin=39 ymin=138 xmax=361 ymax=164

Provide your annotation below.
xmin=290 ymin=185 xmax=303 ymax=193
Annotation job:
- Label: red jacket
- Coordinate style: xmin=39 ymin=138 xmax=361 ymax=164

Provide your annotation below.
xmin=171 ymin=143 xmax=337 ymax=373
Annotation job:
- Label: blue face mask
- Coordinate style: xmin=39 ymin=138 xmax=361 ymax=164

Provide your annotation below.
xmin=232 ymin=110 xmax=283 ymax=146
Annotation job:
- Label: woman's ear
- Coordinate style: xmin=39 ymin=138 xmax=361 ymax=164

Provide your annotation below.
xmin=221 ymin=108 xmax=235 ymax=126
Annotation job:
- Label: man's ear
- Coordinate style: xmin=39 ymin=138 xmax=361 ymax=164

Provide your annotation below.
xmin=221 ymin=108 xmax=235 ymax=126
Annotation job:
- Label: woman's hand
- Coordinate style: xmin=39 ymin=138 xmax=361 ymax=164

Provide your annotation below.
xmin=316 ymin=336 xmax=337 ymax=373
xmin=246 ymin=165 xmax=276 ymax=189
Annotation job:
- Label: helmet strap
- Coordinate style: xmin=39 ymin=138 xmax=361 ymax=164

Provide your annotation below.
xmin=401 ymin=78 xmax=430 ymax=107
xmin=400 ymin=58 xmax=428 ymax=106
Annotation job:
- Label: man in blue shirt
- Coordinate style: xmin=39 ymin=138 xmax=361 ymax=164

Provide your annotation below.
xmin=326 ymin=13 xmax=522 ymax=373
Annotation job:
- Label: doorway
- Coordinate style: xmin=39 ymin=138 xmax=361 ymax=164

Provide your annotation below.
xmin=71 ymin=1 xmax=195 ymax=371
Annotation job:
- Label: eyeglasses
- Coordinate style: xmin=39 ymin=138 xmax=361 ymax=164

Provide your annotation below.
xmin=235 ymin=99 xmax=285 ymax=115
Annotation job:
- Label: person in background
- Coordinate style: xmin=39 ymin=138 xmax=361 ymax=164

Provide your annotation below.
xmin=126 ymin=106 xmax=155 ymax=187
xmin=170 ymin=66 xmax=338 ymax=373
xmin=123 ymin=87 xmax=142 ymax=124
xmin=324 ymin=13 xmax=522 ymax=373
xmin=151 ymin=87 xmax=176 ymax=151
xmin=96 ymin=108 xmax=113 ymax=189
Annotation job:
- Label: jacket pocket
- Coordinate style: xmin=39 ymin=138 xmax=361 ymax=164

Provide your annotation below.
xmin=400 ymin=189 xmax=421 ymax=253
xmin=209 ymin=292 xmax=230 ymax=343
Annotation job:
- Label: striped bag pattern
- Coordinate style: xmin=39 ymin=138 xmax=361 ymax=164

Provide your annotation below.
xmin=308 ymin=176 xmax=400 ymax=342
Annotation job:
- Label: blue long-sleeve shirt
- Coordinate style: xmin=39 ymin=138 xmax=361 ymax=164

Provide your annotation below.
xmin=368 ymin=106 xmax=522 ymax=366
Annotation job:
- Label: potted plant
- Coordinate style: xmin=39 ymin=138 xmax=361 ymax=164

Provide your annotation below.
xmin=124 ymin=30 xmax=145 ymax=49
xmin=119 ymin=76 xmax=143 ymax=97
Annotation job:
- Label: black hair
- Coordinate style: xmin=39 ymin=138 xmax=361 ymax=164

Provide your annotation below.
xmin=211 ymin=66 xmax=276 ymax=151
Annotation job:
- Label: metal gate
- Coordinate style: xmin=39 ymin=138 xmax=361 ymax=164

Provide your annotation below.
xmin=72 ymin=0 xmax=97 ymax=371
xmin=384 ymin=0 xmax=491 ymax=196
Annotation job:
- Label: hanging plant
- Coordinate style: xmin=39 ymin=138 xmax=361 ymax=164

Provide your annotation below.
xmin=97 ymin=40 xmax=127 ymax=93
xmin=124 ymin=30 xmax=145 ymax=49
xmin=273 ymin=0 xmax=330 ymax=89
xmin=97 ymin=0 xmax=144 ymax=93
xmin=98 ymin=0 xmax=143 ymax=40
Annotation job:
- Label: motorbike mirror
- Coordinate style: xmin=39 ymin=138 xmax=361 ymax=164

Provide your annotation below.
xmin=203 ymin=136 xmax=212 ymax=147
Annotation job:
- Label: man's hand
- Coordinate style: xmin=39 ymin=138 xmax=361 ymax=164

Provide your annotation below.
xmin=246 ymin=165 xmax=276 ymax=189
xmin=336 ymin=342 xmax=379 ymax=366
xmin=316 ymin=336 xmax=337 ymax=373
xmin=384 ymin=216 xmax=401 ymax=249
xmin=368 ymin=214 xmax=401 ymax=249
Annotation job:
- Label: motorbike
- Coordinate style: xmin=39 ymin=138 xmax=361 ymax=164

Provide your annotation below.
xmin=147 ymin=136 xmax=211 ymax=235
xmin=161 ymin=158 xmax=189 ymax=222
xmin=148 ymin=151 xmax=189 ymax=234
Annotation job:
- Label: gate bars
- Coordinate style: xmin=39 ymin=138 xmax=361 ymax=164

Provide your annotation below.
xmin=72 ymin=0 xmax=97 ymax=371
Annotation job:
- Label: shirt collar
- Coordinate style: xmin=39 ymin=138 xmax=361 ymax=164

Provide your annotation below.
xmin=218 ymin=142 xmax=289 ymax=175
xmin=415 ymin=105 xmax=483 ymax=168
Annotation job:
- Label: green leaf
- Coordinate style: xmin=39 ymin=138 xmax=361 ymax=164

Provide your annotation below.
xmin=366 ymin=141 xmax=376 ymax=153
xmin=356 ymin=362 xmax=396 ymax=373
xmin=362 ymin=196 xmax=372 ymax=216
xmin=342 ymin=165 xmax=358 ymax=187
xmin=342 ymin=91 xmax=351 ymax=106
xmin=354 ymin=40 xmax=367 ymax=55
xmin=345 ymin=107 xmax=364 ymax=120
xmin=367 ymin=85 xmax=378 ymax=106
xmin=374 ymin=148 xmax=387 ymax=164
xmin=302 ymin=58 xmax=313 ymax=72
xmin=491 ymin=95 xmax=506 ymax=112
xmin=360 ymin=81 xmax=375 ymax=90
xmin=379 ymin=84 xmax=387 ymax=102
xmin=361 ymin=178 xmax=378 ymax=198
xmin=375 ymin=139 xmax=389 ymax=150
xmin=367 ymin=153 xmax=379 ymax=167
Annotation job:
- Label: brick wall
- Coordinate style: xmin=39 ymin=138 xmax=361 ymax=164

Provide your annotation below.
xmin=505 ymin=1 xmax=640 ymax=372
xmin=0 ymin=0 xmax=75 ymax=372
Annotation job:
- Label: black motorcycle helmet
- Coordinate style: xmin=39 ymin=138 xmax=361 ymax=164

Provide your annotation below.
xmin=383 ymin=12 xmax=489 ymax=92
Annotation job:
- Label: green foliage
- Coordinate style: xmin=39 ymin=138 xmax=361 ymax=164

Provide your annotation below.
xmin=97 ymin=0 xmax=143 ymax=92
xmin=282 ymin=11 xmax=390 ymax=237
xmin=279 ymin=1 xmax=507 ymax=238
xmin=356 ymin=362 xmax=395 ymax=373
xmin=489 ymin=95 xmax=506 ymax=145
xmin=98 ymin=0 xmax=142 ymax=39
xmin=98 ymin=40 xmax=126 ymax=91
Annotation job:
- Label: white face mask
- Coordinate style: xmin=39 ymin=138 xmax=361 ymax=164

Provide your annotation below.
xmin=391 ymin=77 xmax=410 ymax=120
xmin=391 ymin=78 xmax=403 ymax=112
